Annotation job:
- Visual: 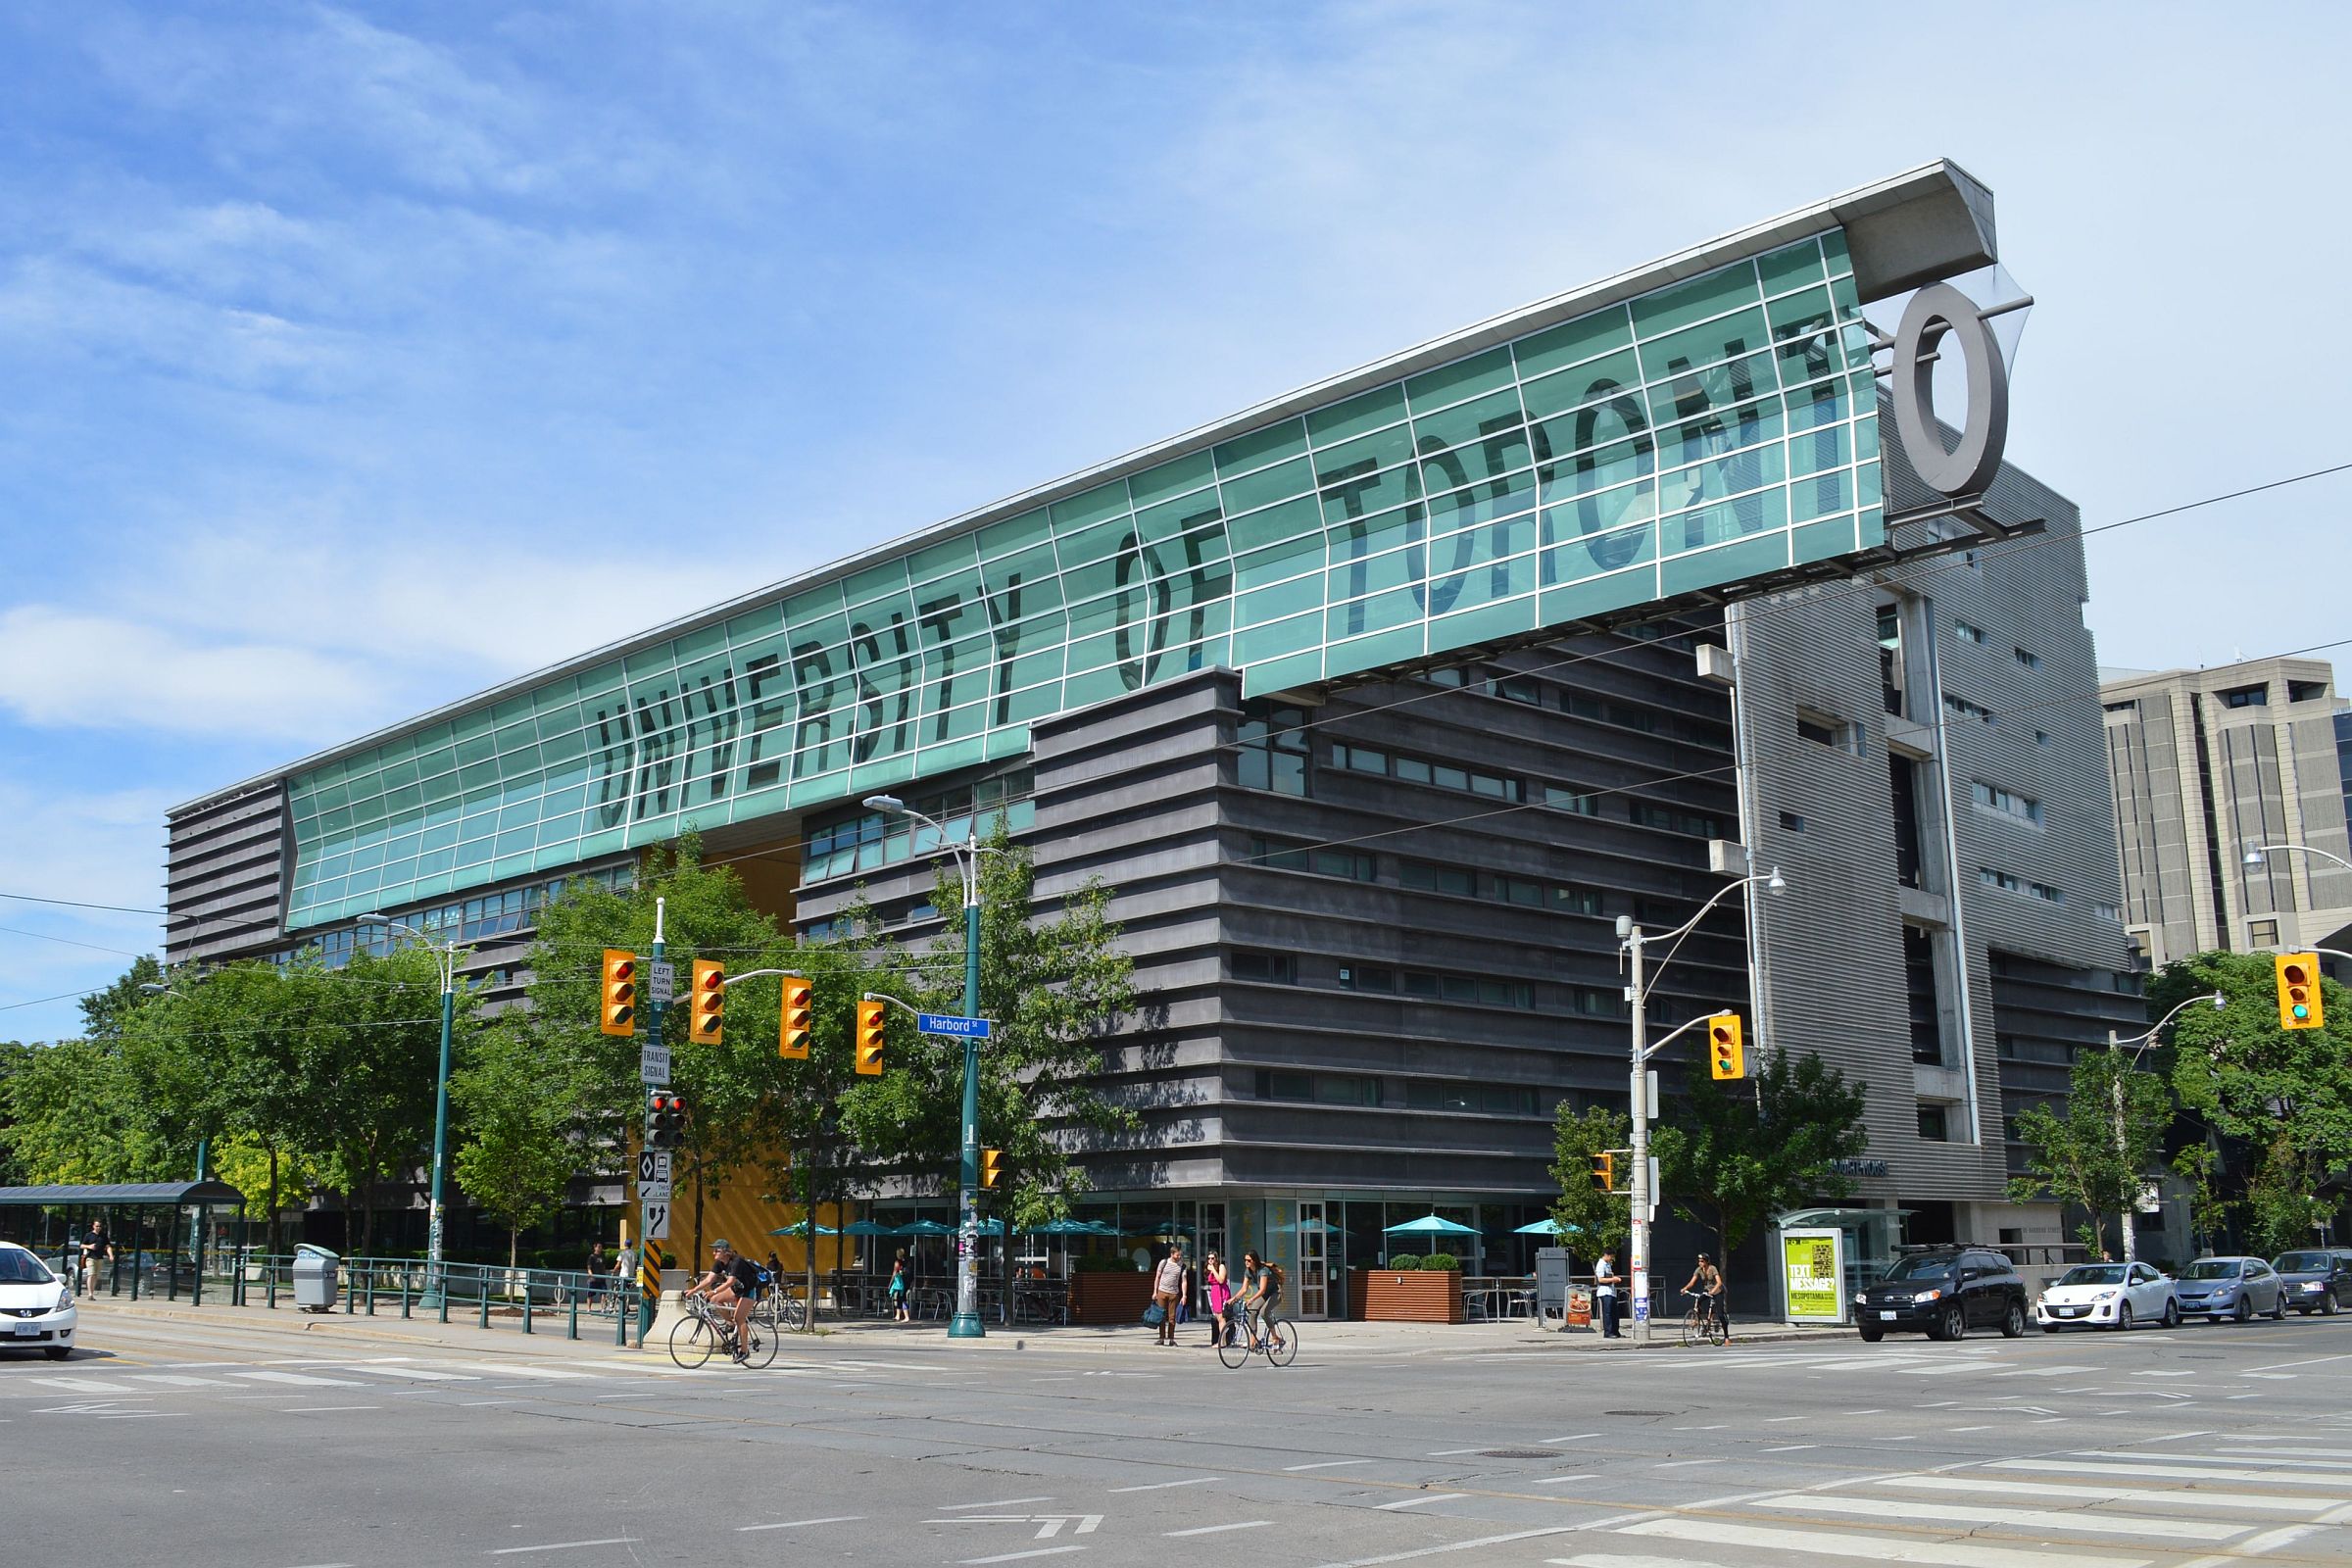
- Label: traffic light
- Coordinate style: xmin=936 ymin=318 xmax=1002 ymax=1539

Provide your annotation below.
xmin=1591 ymin=1151 xmax=1616 ymax=1193
xmin=689 ymin=958 xmax=725 ymax=1045
xmin=2277 ymin=953 xmax=2326 ymax=1030
xmin=778 ymin=975 xmax=811 ymax=1059
xmin=645 ymin=1090 xmax=686 ymax=1150
xmin=855 ymin=999 xmax=885 ymax=1075
xmin=1708 ymin=1011 xmax=1745 ymax=1080
xmin=980 ymin=1148 xmax=1004 ymax=1189
xmin=600 ymin=949 xmax=636 ymax=1037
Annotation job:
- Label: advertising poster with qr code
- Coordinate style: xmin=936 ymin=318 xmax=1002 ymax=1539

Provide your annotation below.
xmin=1781 ymin=1228 xmax=1845 ymax=1321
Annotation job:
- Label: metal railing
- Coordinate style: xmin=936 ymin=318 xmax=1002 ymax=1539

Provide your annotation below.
xmin=235 ymin=1253 xmax=645 ymax=1345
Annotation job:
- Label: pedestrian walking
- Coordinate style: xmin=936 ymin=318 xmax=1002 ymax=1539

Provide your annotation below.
xmin=587 ymin=1241 xmax=609 ymax=1306
xmin=1202 ymin=1250 xmax=1232 ymax=1348
xmin=78 ymin=1220 xmax=110 ymax=1296
xmin=889 ymin=1249 xmax=911 ymax=1323
xmin=1151 ymin=1244 xmax=1186 ymax=1346
xmin=1593 ymin=1249 xmax=1621 ymax=1338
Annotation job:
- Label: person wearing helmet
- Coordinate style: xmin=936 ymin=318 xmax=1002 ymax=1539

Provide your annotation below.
xmin=685 ymin=1240 xmax=761 ymax=1361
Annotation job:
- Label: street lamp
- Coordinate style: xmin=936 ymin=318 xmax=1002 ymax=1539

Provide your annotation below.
xmin=1615 ymin=865 xmax=1786 ymax=1344
xmin=862 ymin=793 xmax=992 ymax=1340
xmin=2107 ymin=991 xmax=2225 ymax=1264
xmin=2245 ymin=843 xmax=2352 ymax=875
xmin=357 ymin=911 xmax=461 ymax=1297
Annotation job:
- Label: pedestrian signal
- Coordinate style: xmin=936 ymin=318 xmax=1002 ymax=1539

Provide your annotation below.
xmin=1707 ymin=1011 xmax=1745 ymax=1079
xmin=980 ymin=1148 xmax=1004 ymax=1189
xmin=778 ymin=975 xmax=811 ymax=1059
xmin=1591 ymin=1152 xmax=1616 ymax=1193
xmin=855 ymin=999 xmax=885 ymax=1075
xmin=2276 ymin=953 xmax=2325 ymax=1030
xmin=689 ymin=959 xmax=725 ymax=1045
xmin=600 ymin=949 xmax=637 ymax=1037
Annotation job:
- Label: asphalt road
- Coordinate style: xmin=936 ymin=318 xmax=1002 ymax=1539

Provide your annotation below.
xmin=9 ymin=1306 xmax=2352 ymax=1568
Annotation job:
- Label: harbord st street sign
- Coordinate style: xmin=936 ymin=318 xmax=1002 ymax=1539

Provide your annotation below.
xmin=916 ymin=1012 xmax=991 ymax=1039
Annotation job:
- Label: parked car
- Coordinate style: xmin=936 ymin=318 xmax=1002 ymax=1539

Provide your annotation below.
xmin=2035 ymin=1260 xmax=2178 ymax=1331
xmin=1852 ymin=1247 xmax=2029 ymax=1342
xmin=0 ymin=1240 xmax=78 ymax=1360
xmin=2175 ymin=1255 xmax=2286 ymax=1322
xmin=2273 ymin=1250 xmax=2352 ymax=1315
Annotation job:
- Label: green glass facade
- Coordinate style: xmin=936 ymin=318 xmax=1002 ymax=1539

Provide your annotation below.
xmin=287 ymin=229 xmax=1878 ymax=930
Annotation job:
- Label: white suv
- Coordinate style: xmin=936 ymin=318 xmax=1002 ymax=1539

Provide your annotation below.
xmin=0 ymin=1241 xmax=77 ymax=1359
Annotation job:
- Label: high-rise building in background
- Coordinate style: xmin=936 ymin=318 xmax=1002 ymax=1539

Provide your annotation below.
xmin=2102 ymin=658 xmax=2352 ymax=975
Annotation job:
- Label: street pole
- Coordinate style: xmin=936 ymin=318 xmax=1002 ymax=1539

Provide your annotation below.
xmin=951 ymin=837 xmax=986 ymax=1340
xmin=1625 ymin=925 xmax=1653 ymax=1344
xmin=640 ymin=895 xmax=666 ymax=1348
xmin=426 ymin=964 xmax=455 ymax=1296
xmin=2107 ymin=1034 xmax=2135 ymax=1265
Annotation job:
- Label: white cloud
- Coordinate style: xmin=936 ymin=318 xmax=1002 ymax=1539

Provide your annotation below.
xmin=0 ymin=606 xmax=378 ymax=740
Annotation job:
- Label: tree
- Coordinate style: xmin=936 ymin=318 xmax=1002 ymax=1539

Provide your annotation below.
xmin=1548 ymin=1103 xmax=1630 ymax=1256
xmin=2006 ymin=1047 xmax=2169 ymax=1256
xmin=452 ymin=1021 xmax=582 ymax=1267
xmin=2157 ymin=951 xmax=2352 ymax=1251
xmin=839 ymin=820 xmax=1140 ymax=1236
xmin=1652 ymin=1050 xmax=1869 ymax=1291
xmin=0 ymin=1036 xmax=177 ymax=1185
xmin=77 ymin=954 xmax=164 ymax=1042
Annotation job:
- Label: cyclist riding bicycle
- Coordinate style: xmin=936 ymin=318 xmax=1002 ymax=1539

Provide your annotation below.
xmin=1682 ymin=1252 xmax=1728 ymax=1339
xmin=1237 ymin=1250 xmax=1286 ymax=1349
xmin=685 ymin=1240 xmax=761 ymax=1362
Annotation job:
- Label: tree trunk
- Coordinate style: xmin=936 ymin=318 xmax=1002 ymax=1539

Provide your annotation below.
xmin=509 ymin=1224 xmax=519 ymax=1271
xmin=800 ymin=1140 xmax=818 ymax=1333
xmin=691 ymin=1148 xmax=706 ymax=1267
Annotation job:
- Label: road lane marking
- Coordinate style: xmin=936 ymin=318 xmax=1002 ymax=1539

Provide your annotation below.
xmin=1313 ymin=1525 xmax=1579 ymax=1566
xmin=1761 ymin=1444 xmax=1817 ymax=1452
xmin=2073 ymin=1448 xmax=2352 ymax=1472
xmin=1615 ymin=1517 xmax=2149 ymax=1568
xmin=1427 ymin=1448 xmax=1488 ymax=1456
xmin=1165 ymin=1522 xmax=1271 ymax=1537
xmin=24 ymin=1377 xmax=137 ymax=1392
xmin=488 ymin=1541 xmax=639 ymax=1555
xmin=226 ymin=1371 xmax=365 ymax=1387
xmin=1109 ymin=1477 xmax=1219 ymax=1493
xmin=954 ymin=1549 xmax=1084 ymax=1566
xmin=1652 ymin=1459 xmax=1720 ymax=1469
xmin=1858 ymin=1475 xmax=2344 ymax=1512
xmin=1284 ymin=1460 xmax=1370 ymax=1471
xmin=1374 ymin=1494 xmax=1467 ymax=1510
xmin=277 ymin=1405 xmax=381 ymax=1414
xmin=126 ymin=1375 xmax=235 ymax=1387
xmin=1544 ymin=1433 xmax=1599 ymax=1444
xmin=475 ymin=1364 xmax=597 ymax=1379
xmin=1990 ymin=1459 xmax=2352 ymax=1487
xmin=738 ymin=1516 xmax=864 ymax=1532
xmin=1530 ymin=1475 xmax=1600 ymax=1486
xmin=945 ymin=1497 xmax=1054 ymax=1510
xmin=1751 ymin=1494 xmax=2246 ymax=1540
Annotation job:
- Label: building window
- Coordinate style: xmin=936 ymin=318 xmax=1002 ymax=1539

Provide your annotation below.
xmin=1779 ymin=810 xmax=1807 ymax=833
xmin=1980 ymin=867 xmax=2063 ymax=903
xmin=1337 ymin=963 xmax=1395 ymax=993
xmin=1953 ymin=620 xmax=1985 ymax=645
xmin=1399 ymin=860 xmax=1477 ymax=898
xmin=2093 ymin=902 xmax=2122 ymax=922
xmin=2034 ymin=729 xmax=2051 ymax=747
xmin=2102 ymin=700 xmax=2138 ymax=716
xmin=1631 ymin=803 xmax=1723 ymax=838
xmin=1970 ymin=779 xmax=2043 ymax=825
xmin=1404 ymin=1080 xmax=1540 ymax=1115
xmin=1917 ymin=1104 xmax=1950 ymax=1142
xmin=2220 ymin=683 xmax=2269 ymax=709
xmin=2288 ymin=679 xmax=2328 ymax=703
xmin=1572 ymin=986 xmax=1627 ymax=1018
xmin=1425 ymin=666 xmax=1470 ymax=688
xmin=1943 ymin=692 xmax=1995 ymax=724
xmin=1230 ymin=950 xmax=1296 ymax=984
xmin=1331 ymin=743 xmax=1388 ymax=776
xmin=1544 ymin=784 xmax=1600 ymax=816
xmin=1236 ymin=702 xmax=1310 ymax=795
xmin=1903 ymin=924 xmax=1942 ymax=1064
xmin=2012 ymin=646 xmax=2040 ymax=669
xmin=1487 ymin=674 xmax=1543 ymax=706
xmin=2250 ymin=919 xmax=2279 ymax=947
xmin=1796 ymin=712 xmax=1854 ymax=750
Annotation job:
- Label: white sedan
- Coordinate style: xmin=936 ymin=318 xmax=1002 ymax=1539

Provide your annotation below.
xmin=0 ymin=1240 xmax=77 ymax=1359
xmin=2035 ymin=1261 xmax=2178 ymax=1331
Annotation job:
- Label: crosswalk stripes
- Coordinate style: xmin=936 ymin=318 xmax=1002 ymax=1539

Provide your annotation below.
xmin=1574 ymin=1443 xmax=2352 ymax=1568
xmin=12 ymin=1353 xmax=826 ymax=1401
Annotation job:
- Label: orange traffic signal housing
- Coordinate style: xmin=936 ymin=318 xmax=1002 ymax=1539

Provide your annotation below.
xmin=600 ymin=950 xmax=637 ymax=1037
xmin=855 ymin=999 xmax=885 ymax=1075
xmin=2277 ymin=953 xmax=2325 ymax=1030
xmin=1707 ymin=1012 xmax=1745 ymax=1079
xmin=778 ymin=975 xmax=811 ymax=1059
xmin=689 ymin=958 xmax=725 ymax=1045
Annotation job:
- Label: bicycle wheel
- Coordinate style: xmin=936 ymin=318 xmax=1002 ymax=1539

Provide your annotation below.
xmin=739 ymin=1314 xmax=781 ymax=1368
xmin=778 ymin=1294 xmax=808 ymax=1332
xmin=1680 ymin=1309 xmax=1703 ymax=1348
xmin=668 ymin=1311 xmax=717 ymax=1369
xmin=1216 ymin=1316 xmax=1250 ymax=1369
xmin=1705 ymin=1312 xmax=1729 ymax=1348
xmin=1266 ymin=1319 xmax=1297 ymax=1367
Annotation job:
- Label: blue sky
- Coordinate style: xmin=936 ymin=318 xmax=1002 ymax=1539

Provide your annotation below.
xmin=4 ymin=2 xmax=2349 ymax=1040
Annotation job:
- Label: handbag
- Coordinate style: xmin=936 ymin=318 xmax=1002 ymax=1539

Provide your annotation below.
xmin=1142 ymin=1302 xmax=1166 ymax=1327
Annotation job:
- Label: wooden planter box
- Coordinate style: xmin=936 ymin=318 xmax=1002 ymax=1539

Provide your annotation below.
xmin=1067 ymin=1271 xmax=1155 ymax=1326
xmin=1353 ymin=1268 xmax=1465 ymax=1323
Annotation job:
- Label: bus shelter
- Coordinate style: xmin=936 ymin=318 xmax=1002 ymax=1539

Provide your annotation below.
xmin=0 ymin=1180 xmax=247 ymax=1305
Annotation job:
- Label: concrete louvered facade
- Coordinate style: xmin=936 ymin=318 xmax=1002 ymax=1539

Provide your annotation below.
xmin=163 ymin=780 xmax=292 ymax=967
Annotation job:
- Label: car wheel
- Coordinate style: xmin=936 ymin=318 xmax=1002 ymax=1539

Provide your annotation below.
xmin=2162 ymin=1300 xmax=2180 ymax=1329
xmin=2115 ymin=1301 xmax=2134 ymax=1332
xmin=2272 ymin=1293 xmax=2287 ymax=1321
xmin=43 ymin=1346 xmax=72 ymax=1360
xmin=1940 ymin=1304 xmax=1967 ymax=1342
xmin=2326 ymin=1293 xmax=2342 ymax=1316
xmin=2001 ymin=1299 xmax=2027 ymax=1338
xmin=2234 ymin=1297 xmax=2254 ymax=1322
xmin=1858 ymin=1324 xmax=1883 ymax=1343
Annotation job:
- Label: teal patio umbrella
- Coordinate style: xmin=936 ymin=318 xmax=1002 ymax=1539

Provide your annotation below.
xmin=768 ymin=1219 xmax=841 ymax=1237
xmin=1513 ymin=1218 xmax=1582 ymax=1236
xmin=1383 ymin=1213 xmax=1478 ymax=1238
xmin=840 ymin=1220 xmax=898 ymax=1237
xmin=896 ymin=1218 xmax=956 ymax=1237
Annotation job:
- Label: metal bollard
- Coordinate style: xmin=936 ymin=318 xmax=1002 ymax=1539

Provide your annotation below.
xmin=522 ymin=1282 xmax=533 ymax=1336
xmin=567 ymin=1286 xmax=579 ymax=1341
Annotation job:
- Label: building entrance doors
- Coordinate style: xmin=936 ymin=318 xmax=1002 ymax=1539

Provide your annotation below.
xmin=1298 ymin=1200 xmax=1329 ymax=1318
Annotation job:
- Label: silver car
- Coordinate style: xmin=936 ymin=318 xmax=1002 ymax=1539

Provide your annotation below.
xmin=2175 ymin=1255 xmax=2286 ymax=1322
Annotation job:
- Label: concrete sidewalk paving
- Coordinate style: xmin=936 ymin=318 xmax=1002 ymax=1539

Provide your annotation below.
xmin=79 ymin=1292 xmax=1854 ymax=1361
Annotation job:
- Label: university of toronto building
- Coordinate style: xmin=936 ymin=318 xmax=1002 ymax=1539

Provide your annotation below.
xmin=165 ymin=161 xmax=2141 ymax=1317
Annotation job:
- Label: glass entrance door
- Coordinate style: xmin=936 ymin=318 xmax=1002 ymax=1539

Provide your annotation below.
xmin=1298 ymin=1200 xmax=1328 ymax=1318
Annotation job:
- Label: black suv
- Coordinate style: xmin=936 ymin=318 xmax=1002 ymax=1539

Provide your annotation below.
xmin=1852 ymin=1247 xmax=2029 ymax=1342
xmin=2274 ymin=1249 xmax=2352 ymax=1315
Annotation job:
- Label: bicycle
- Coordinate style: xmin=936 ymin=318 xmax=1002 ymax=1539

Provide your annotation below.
xmin=1216 ymin=1303 xmax=1298 ymax=1368
xmin=667 ymin=1289 xmax=781 ymax=1369
xmin=1679 ymin=1289 xmax=1728 ymax=1348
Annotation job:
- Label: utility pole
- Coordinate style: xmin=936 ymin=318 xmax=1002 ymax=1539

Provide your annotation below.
xmin=2107 ymin=989 xmax=2227 ymax=1266
xmin=357 ymin=912 xmax=459 ymax=1305
xmin=640 ymin=895 xmax=667 ymax=1348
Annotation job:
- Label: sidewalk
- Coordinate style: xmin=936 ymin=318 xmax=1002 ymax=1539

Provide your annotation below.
xmin=80 ymin=1292 xmax=1855 ymax=1360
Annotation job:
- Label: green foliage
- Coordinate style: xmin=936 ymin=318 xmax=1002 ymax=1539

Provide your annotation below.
xmin=452 ymin=1021 xmax=582 ymax=1267
xmin=78 ymin=954 xmax=163 ymax=1042
xmin=1071 ymin=1251 xmax=1135 ymax=1273
xmin=2004 ymin=1045 xmax=2169 ymax=1257
xmin=839 ymin=819 xmax=1139 ymax=1231
xmin=0 ymin=1035 xmax=179 ymax=1184
xmin=1384 ymin=1252 xmax=1423 ymax=1270
xmin=1653 ymin=1050 xmax=1868 ymax=1281
xmin=1548 ymin=1102 xmax=1630 ymax=1255
xmin=1418 ymin=1251 xmax=1460 ymax=1272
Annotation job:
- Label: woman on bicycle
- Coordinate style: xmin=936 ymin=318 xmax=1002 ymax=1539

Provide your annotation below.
xmin=1203 ymin=1251 xmax=1232 ymax=1348
xmin=1238 ymin=1250 xmax=1284 ymax=1349
xmin=889 ymin=1249 xmax=911 ymax=1323
xmin=1682 ymin=1252 xmax=1728 ymax=1340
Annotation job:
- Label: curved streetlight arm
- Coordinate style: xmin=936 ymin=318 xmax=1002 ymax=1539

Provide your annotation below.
xmin=356 ymin=911 xmax=459 ymax=994
xmin=2110 ymin=990 xmax=2227 ymax=1056
xmin=2244 ymin=842 xmax=2352 ymax=877
xmin=1624 ymin=867 xmax=1784 ymax=999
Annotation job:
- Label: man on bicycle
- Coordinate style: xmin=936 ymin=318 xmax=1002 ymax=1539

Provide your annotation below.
xmin=686 ymin=1240 xmax=761 ymax=1362
xmin=1683 ymin=1251 xmax=1728 ymax=1339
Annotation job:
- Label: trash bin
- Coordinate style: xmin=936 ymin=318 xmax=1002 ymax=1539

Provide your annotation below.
xmin=292 ymin=1245 xmax=339 ymax=1312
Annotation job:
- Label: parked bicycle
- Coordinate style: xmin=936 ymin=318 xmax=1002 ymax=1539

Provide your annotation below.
xmin=1680 ymin=1289 xmax=1728 ymax=1348
xmin=667 ymin=1288 xmax=780 ymax=1369
xmin=1216 ymin=1304 xmax=1297 ymax=1368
